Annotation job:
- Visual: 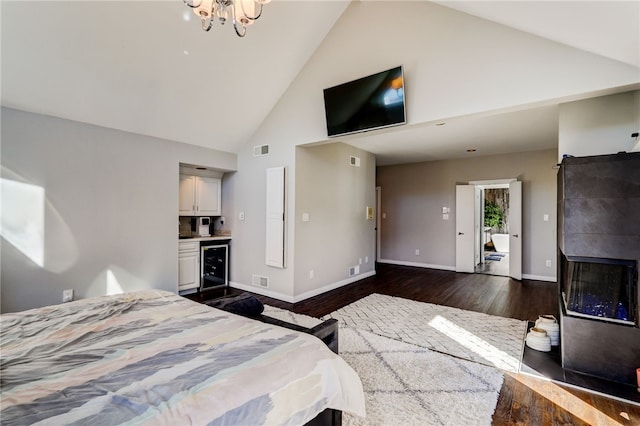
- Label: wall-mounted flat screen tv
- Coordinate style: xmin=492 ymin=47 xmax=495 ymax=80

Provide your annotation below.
xmin=323 ymin=66 xmax=406 ymax=138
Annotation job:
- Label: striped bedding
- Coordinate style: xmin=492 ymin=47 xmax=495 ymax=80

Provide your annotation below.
xmin=0 ymin=290 xmax=365 ymax=425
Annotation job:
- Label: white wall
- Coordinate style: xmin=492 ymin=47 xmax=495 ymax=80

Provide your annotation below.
xmin=1 ymin=108 xmax=236 ymax=313
xmin=558 ymin=91 xmax=640 ymax=162
xmin=251 ymin=1 xmax=639 ymax=150
xmin=225 ymin=139 xmax=298 ymax=300
xmin=376 ymin=149 xmax=558 ymax=281
xmin=294 ymin=143 xmax=376 ymax=299
xmin=228 ymin=1 xmax=637 ymax=301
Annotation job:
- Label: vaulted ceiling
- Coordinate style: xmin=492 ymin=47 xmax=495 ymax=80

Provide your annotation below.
xmin=2 ymin=1 xmax=639 ymax=165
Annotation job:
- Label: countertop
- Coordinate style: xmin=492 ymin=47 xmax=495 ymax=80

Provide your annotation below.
xmin=178 ymin=235 xmax=231 ymax=242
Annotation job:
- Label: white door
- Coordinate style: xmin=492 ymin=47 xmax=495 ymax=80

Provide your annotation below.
xmin=474 ymin=187 xmax=482 ymax=267
xmin=197 ymin=177 xmax=221 ymax=216
xmin=455 ymin=185 xmax=475 ymax=273
xmin=266 ymin=166 xmax=286 ymax=268
xmin=509 ymin=181 xmax=522 ymax=280
xmin=376 ymin=186 xmax=381 ymax=262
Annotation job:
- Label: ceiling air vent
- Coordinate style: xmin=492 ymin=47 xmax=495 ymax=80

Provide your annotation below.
xmin=253 ymin=144 xmax=270 ymax=157
xmin=350 ymin=156 xmax=361 ymax=167
xmin=252 ymin=274 xmax=269 ymax=288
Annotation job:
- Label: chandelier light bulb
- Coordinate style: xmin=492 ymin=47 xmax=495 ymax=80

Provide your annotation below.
xmin=183 ymin=0 xmax=203 ymax=8
xmin=184 ymin=0 xmax=266 ymax=37
xmin=216 ymin=6 xmax=229 ymax=24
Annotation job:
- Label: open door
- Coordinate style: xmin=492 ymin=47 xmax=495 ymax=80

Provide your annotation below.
xmin=455 ymin=185 xmax=475 ymax=273
xmin=509 ymin=180 xmax=522 ymax=280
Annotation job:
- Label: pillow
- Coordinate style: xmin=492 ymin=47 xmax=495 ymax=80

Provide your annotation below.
xmin=206 ymin=293 xmax=264 ymax=317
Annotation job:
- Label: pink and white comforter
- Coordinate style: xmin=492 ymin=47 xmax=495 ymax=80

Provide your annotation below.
xmin=0 ymin=290 xmax=365 ymax=425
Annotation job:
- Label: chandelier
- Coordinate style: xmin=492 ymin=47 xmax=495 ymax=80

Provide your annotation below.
xmin=183 ymin=0 xmax=271 ymax=37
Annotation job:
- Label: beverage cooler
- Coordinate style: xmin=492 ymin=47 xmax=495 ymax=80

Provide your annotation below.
xmin=200 ymin=240 xmax=229 ymax=292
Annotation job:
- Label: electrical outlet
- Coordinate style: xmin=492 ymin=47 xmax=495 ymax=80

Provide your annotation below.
xmin=415 ymin=249 xmax=420 ymax=255
xmin=309 ymin=269 xmax=314 ymax=279
xmin=365 ymin=256 xmax=369 ymax=263
xmin=62 ymin=289 xmax=74 ymax=303
xmin=239 ymin=211 xmax=245 ymax=221
xmin=545 ymin=259 xmax=552 ymax=267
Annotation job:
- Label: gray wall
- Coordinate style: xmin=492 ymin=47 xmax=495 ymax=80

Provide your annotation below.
xmin=223 ymin=137 xmax=297 ymax=300
xmin=377 ymin=149 xmax=558 ymax=280
xmin=559 ymin=90 xmax=640 ymax=162
xmin=221 ymin=0 xmax=637 ymax=302
xmin=294 ymin=143 xmax=376 ymax=298
xmin=1 ymin=108 xmax=236 ymax=313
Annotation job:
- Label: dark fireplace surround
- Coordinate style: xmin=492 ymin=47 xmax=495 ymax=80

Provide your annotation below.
xmin=557 ymin=152 xmax=640 ymax=386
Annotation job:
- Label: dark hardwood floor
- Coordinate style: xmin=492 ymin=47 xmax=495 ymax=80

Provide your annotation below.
xmin=200 ymin=263 xmax=640 ymax=425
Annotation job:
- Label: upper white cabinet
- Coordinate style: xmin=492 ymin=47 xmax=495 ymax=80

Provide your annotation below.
xmin=179 ymin=175 xmax=221 ymax=216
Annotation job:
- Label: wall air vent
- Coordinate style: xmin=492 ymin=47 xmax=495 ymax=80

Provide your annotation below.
xmin=350 ymin=156 xmax=361 ymax=167
xmin=252 ymin=274 xmax=269 ymax=288
xmin=253 ymin=144 xmax=270 ymax=157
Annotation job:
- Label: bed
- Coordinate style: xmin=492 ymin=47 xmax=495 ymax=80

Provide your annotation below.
xmin=0 ymin=290 xmax=365 ymax=425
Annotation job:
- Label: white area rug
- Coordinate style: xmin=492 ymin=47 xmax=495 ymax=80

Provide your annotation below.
xmin=340 ymin=327 xmax=503 ymax=426
xmin=262 ymin=305 xmax=505 ymax=425
xmin=325 ymin=294 xmax=527 ymax=372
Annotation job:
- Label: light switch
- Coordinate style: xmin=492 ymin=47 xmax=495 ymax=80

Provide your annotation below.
xmin=366 ymin=206 xmax=374 ymax=220
xmin=543 ymin=214 xmax=549 ymax=222
xmin=382 ymin=213 xmax=387 ymax=219
xmin=302 ymin=213 xmax=310 ymax=222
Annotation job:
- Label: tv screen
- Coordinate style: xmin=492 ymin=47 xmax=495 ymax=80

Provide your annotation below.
xmin=323 ymin=66 xmax=406 ymax=137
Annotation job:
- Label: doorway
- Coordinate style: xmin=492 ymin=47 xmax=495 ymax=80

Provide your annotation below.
xmin=476 ymin=184 xmax=510 ymax=276
xmin=456 ymin=179 xmax=522 ymax=280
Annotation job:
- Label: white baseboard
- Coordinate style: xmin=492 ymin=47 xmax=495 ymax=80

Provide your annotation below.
xmin=379 ymin=259 xmax=558 ymax=282
xmin=229 ymin=281 xmax=296 ymax=303
xmin=292 ymin=270 xmax=376 ymax=303
xmin=378 ymin=259 xmax=456 ymax=272
xmin=522 ymin=274 xmax=557 ymax=282
xmin=229 ymin=270 xmax=377 ymax=304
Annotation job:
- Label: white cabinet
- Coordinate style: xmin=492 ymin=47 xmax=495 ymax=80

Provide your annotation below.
xmin=178 ymin=240 xmax=200 ymax=291
xmin=179 ymin=175 xmax=221 ymax=216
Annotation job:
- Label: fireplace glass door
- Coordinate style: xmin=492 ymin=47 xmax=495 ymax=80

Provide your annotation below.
xmin=561 ymin=255 xmax=637 ymax=325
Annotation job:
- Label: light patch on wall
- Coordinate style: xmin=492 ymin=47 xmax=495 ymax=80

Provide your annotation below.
xmin=89 ymin=265 xmax=148 ymax=297
xmin=106 ymin=269 xmax=124 ymax=295
xmin=1 ymin=167 xmax=79 ymax=273
xmin=0 ymin=178 xmax=45 ymax=267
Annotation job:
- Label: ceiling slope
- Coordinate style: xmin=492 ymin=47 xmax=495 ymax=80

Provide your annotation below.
xmin=2 ymin=1 xmax=638 ymax=163
xmin=247 ymin=0 xmax=640 ymax=165
xmin=1 ymin=0 xmax=349 ymax=153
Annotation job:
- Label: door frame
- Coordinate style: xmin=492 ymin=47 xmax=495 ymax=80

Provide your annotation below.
xmin=465 ymin=178 xmax=522 ymax=280
xmin=376 ymin=186 xmax=381 ymax=262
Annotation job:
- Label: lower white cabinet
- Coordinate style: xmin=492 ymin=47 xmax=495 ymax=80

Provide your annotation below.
xmin=178 ymin=241 xmax=200 ymax=291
